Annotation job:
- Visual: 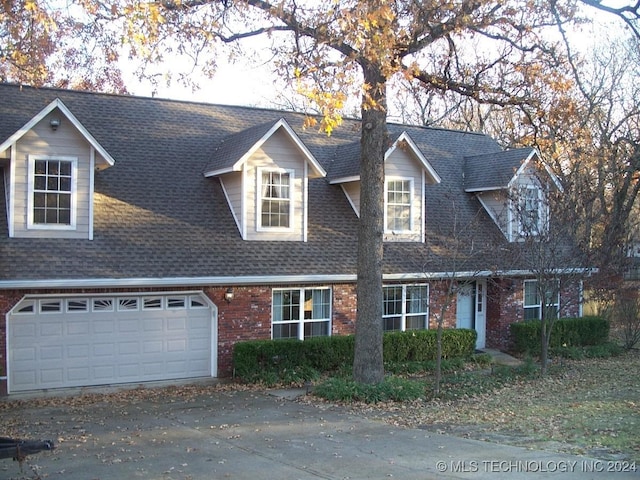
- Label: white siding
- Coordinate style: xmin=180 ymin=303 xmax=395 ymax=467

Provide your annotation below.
xmin=384 ymin=148 xmax=423 ymax=243
xmin=12 ymin=112 xmax=92 ymax=239
xmin=245 ymin=129 xmax=306 ymax=242
xmin=220 ymin=171 xmax=244 ymax=236
xmin=342 ymin=181 xmax=361 ymax=216
xmin=477 ymin=191 xmax=509 ymax=234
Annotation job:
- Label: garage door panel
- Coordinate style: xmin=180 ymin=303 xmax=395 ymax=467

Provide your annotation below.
xmin=13 ymin=347 xmax=37 ymax=362
xmin=41 ymin=368 xmax=64 ymax=384
xmin=68 ymin=344 xmax=90 ymax=359
xmin=9 ymin=293 xmax=214 ymax=393
xmin=93 ymin=366 xmax=115 ymax=380
xmin=94 ymin=320 xmax=115 ymax=334
xmin=118 ymin=342 xmax=140 ymax=355
xmin=41 ymin=346 xmax=63 ymax=361
xmin=67 ymin=367 xmax=90 ymax=382
xmin=68 ymin=321 xmax=90 ymax=335
xmin=41 ymin=322 xmax=63 ymax=336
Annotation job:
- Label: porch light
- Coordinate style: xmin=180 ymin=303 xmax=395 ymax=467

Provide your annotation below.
xmin=224 ymin=287 xmax=234 ymax=303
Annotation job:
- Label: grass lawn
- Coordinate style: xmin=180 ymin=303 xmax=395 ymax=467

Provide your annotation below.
xmin=367 ymin=350 xmax=640 ymax=462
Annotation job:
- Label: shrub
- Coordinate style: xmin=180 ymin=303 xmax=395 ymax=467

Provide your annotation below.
xmin=233 ymin=328 xmax=477 ymax=384
xmin=383 ymin=329 xmax=476 ymax=362
xmin=313 ymin=376 xmax=425 ymax=403
xmin=510 ymin=316 xmax=609 ymax=354
xmin=605 ymin=297 xmax=640 ymax=350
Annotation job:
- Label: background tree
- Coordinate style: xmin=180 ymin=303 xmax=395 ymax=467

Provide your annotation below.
xmin=2 ymin=0 xmax=637 ymax=384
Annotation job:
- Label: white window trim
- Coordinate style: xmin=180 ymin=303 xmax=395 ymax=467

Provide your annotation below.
xmin=256 ymin=166 xmax=295 ymax=232
xmin=271 ymin=287 xmax=332 ymax=340
xmin=26 ymin=155 xmax=78 ymax=230
xmin=382 ymin=283 xmax=430 ymax=331
xmin=523 ymin=279 xmax=560 ymax=320
xmin=384 ymin=177 xmax=414 ymax=234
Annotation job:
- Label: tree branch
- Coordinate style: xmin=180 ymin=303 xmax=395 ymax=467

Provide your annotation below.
xmin=579 ymin=0 xmax=640 ymax=38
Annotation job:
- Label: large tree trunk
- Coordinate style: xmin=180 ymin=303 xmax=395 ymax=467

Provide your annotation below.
xmin=353 ymin=62 xmax=388 ymax=384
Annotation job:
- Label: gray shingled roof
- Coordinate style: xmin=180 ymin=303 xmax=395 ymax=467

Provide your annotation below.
xmin=203 ymin=119 xmax=282 ymax=175
xmin=327 ymin=141 xmax=361 ymax=182
xmin=0 ymin=84 xmax=578 ymax=284
xmin=464 ymin=148 xmax=535 ymax=191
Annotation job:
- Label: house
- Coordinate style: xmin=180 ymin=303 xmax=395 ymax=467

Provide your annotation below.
xmin=0 ymin=84 xmax=586 ymax=395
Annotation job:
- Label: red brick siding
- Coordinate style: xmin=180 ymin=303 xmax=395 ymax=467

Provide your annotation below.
xmin=207 ymin=286 xmax=272 ymax=377
xmin=427 ymin=282 xmax=458 ymax=329
xmin=486 ymin=279 xmax=523 ymax=351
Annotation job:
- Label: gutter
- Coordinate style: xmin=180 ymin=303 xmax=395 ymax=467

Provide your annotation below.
xmin=0 ymin=268 xmax=597 ymax=290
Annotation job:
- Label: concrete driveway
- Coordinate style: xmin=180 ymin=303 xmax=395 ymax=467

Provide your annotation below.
xmin=1 ymin=384 xmax=637 ymax=480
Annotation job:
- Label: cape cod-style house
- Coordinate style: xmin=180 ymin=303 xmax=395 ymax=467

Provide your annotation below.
xmin=0 ymin=84 xmax=585 ymax=394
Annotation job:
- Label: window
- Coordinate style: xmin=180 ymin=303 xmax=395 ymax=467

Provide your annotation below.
xmin=272 ymin=287 xmax=331 ymax=340
xmin=39 ymin=299 xmax=62 ymax=313
xmin=385 ymin=179 xmax=412 ymax=232
xmin=259 ymin=169 xmax=292 ymax=229
xmin=518 ymin=186 xmax=543 ymax=236
xmin=143 ymin=297 xmax=163 ymax=310
xmin=67 ymin=299 xmax=89 ymax=312
xmin=118 ymin=297 xmax=139 ymax=311
xmin=92 ymin=298 xmax=114 ymax=312
xmin=383 ymin=284 xmax=429 ymax=332
xmin=523 ymin=280 xmax=559 ymax=320
xmin=28 ymin=156 xmax=77 ymax=228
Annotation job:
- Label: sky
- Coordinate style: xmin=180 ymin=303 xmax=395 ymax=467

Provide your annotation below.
xmin=120 ymin=4 xmax=629 ymax=111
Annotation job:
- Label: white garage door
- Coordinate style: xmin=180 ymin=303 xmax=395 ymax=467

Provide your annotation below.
xmin=8 ymin=293 xmax=214 ymax=393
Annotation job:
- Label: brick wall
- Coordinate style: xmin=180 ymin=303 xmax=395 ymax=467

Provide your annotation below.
xmin=427 ymin=282 xmax=458 ymax=329
xmin=486 ymin=279 xmax=522 ymax=351
xmin=206 ymin=286 xmax=272 ymax=377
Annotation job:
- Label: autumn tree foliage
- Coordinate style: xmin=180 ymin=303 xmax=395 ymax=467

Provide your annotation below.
xmin=1 ymin=0 xmax=637 ymax=383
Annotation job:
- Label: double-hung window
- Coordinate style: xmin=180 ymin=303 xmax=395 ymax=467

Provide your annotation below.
xmin=519 ymin=186 xmax=543 ymax=236
xmin=523 ymin=280 xmax=559 ymax=320
xmin=385 ymin=178 xmax=412 ymax=232
xmin=259 ymin=168 xmax=292 ymax=229
xmin=28 ymin=156 xmax=77 ymax=228
xmin=383 ymin=284 xmax=429 ymax=331
xmin=272 ymin=287 xmax=331 ymax=340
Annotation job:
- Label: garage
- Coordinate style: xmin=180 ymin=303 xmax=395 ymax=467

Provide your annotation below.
xmin=7 ymin=292 xmax=216 ymax=393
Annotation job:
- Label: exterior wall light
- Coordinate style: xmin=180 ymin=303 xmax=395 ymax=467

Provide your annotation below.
xmin=50 ymin=118 xmax=61 ymax=131
xmin=224 ymin=287 xmax=234 ymax=303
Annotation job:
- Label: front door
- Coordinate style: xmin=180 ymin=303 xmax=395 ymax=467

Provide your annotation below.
xmin=456 ymin=280 xmax=486 ymax=349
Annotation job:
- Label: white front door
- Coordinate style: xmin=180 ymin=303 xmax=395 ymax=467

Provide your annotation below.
xmin=474 ymin=280 xmax=487 ymax=349
xmin=456 ymin=280 xmax=486 ymax=349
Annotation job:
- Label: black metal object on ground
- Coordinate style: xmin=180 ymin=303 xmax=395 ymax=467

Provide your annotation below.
xmin=0 ymin=437 xmax=55 ymax=462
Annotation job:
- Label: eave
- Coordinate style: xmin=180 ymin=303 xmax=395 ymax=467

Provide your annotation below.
xmin=0 ymin=267 xmax=596 ymax=290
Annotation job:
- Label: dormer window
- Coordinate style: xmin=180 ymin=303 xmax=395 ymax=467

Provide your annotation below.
xmin=259 ymin=168 xmax=293 ymax=230
xmin=28 ymin=155 xmax=77 ymax=229
xmin=385 ymin=178 xmax=413 ymax=233
xmin=520 ymin=186 xmax=542 ymax=235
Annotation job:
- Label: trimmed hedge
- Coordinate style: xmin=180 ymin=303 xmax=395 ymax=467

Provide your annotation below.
xmin=232 ymin=328 xmax=477 ymax=383
xmin=510 ymin=316 xmax=609 ymax=354
xmin=383 ymin=328 xmax=476 ymax=362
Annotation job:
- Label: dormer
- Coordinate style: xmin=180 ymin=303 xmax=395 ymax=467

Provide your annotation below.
xmin=0 ymin=99 xmax=115 ymax=239
xmin=203 ymin=118 xmax=325 ymax=242
xmin=464 ymin=148 xmax=562 ymax=242
xmin=328 ymin=131 xmax=441 ymax=243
